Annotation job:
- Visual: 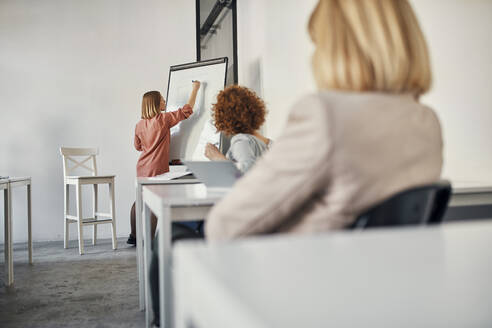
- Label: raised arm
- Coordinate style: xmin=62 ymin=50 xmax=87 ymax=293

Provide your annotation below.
xmin=205 ymin=94 xmax=334 ymax=240
xmin=164 ymin=81 xmax=201 ymax=127
xmin=187 ymin=80 xmax=201 ymax=108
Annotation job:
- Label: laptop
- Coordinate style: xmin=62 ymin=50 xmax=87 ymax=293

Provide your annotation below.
xmin=184 ymin=161 xmax=242 ymax=192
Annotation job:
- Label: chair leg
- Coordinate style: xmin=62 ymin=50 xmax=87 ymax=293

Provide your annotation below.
xmin=93 ymin=184 xmax=98 ymax=245
xmin=76 ymin=183 xmax=84 ymax=255
xmin=64 ymin=184 xmax=69 ymax=249
xmin=109 ymin=181 xmax=117 ymax=250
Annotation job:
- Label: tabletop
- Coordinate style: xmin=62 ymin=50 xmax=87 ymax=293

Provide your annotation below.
xmin=5 ymin=176 xmax=31 ymax=188
xmin=6 ymin=176 xmax=31 ymax=183
xmin=137 ymin=176 xmax=200 ymax=185
xmin=174 ymin=221 xmax=492 ymax=328
xmin=143 ymin=183 xmax=225 ymax=207
xmin=452 ymin=180 xmax=492 ymax=193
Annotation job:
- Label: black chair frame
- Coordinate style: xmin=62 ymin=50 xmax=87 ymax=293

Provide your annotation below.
xmin=350 ymin=180 xmax=451 ymax=229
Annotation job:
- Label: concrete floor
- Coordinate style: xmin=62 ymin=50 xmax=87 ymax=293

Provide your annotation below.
xmin=0 ymin=238 xmax=144 ymax=327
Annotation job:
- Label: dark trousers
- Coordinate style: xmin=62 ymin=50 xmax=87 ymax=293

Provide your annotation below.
xmin=149 ymin=221 xmax=205 ymax=325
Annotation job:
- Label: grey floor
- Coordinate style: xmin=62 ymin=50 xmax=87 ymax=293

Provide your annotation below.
xmin=0 ymin=238 xmax=144 ymax=327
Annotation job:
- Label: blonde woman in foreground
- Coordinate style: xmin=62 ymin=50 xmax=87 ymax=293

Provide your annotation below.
xmin=205 ymin=0 xmax=443 ymax=240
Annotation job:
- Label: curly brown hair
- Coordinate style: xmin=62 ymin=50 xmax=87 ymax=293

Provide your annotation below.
xmin=212 ymin=85 xmax=266 ymax=135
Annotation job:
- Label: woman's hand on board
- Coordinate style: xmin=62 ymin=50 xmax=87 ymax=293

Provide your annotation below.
xmin=192 ymin=80 xmax=201 ymax=91
xmin=205 ymin=143 xmax=227 ymax=161
xmin=187 ymin=81 xmax=201 ymax=109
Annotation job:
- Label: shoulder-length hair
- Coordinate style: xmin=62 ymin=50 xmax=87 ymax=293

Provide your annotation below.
xmin=308 ymin=0 xmax=432 ymax=96
xmin=141 ymin=91 xmax=162 ymax=119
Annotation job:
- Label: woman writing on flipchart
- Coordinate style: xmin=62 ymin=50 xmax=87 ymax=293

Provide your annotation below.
xmin=205 ymin=0 xmax=443 ymax=240
xmin=128 ymin=81 xmax=200 ymax=245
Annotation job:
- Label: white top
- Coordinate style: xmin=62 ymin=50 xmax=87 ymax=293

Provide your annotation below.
xmin=226 ymin=134 xmax=271 ymax=173
xmin=174 ymin=221 xmax=492 ymax=328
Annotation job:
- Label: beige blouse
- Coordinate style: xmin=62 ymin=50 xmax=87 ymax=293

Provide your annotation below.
xmin=205 ymin=91 xmax=443 ymax=240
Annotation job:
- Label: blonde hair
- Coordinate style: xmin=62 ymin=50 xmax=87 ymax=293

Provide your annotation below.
xmin=141 ymin=91 xmax=162 ymax=119
xmin=308 ymin=0 xmax=432 ymax=96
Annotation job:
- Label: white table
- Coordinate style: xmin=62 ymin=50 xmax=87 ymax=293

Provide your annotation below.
xmin=450 ymin=183 xmax=492 ymax=207
xmin=174 ymin=221 xmax=492 ymax=328
xmin=135 ymin=175 xmax=200 ymax=311
xmin=142 ymin=183 xmax=224 ymax=328
xmin=2 ymin=177 xmax=32 ymax=286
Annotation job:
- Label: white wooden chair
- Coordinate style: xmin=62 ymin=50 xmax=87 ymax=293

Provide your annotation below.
xmin=60 ymin=147 xmax=117 ymax=255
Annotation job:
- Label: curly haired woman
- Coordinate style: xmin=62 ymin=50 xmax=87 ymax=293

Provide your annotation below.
xmin=204 ymin=85 xmax=272 ymax=173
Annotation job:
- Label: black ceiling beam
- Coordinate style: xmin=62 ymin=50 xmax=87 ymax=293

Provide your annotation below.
xmin=200 ymin=0 xmax=231 ymax=37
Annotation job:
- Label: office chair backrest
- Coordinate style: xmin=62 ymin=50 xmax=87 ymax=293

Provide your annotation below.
xmin=60 ymin=147 xmax=99 ymax=178
xmin=350 ymin=181 xmax=451 ymax=229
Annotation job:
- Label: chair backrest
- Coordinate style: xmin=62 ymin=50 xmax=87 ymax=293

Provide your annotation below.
xmin=60 ymin=147 xmax=99 ymax=177
xmin=350 ymin=181 xmax=452 ymax=229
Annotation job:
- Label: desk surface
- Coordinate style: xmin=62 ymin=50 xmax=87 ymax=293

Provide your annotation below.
xmin=450 ymin=182 xmax=492 ymax=207
xmin=5 ymin=176 xmax=31 ymax=188
xmin=174 ymin=221 xmax=492 ymax=328
xmin=137 ymin=165 xmax=200 ymax=186
xmin=5 ymin=176 xmax=31 ymax=183
xmin=137 ymin=177 xmax=200 ymax=185
xmin=453 ymin=186 xmax=492 ymax=194
xmin=143 ymin=183 xmax=225 ymax=207
xmin=452 ymin=180 xmax=492 ymax=192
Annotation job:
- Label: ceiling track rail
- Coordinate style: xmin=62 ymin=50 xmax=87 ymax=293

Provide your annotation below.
xmin=200 ymin=0 xmax=232 ymax=38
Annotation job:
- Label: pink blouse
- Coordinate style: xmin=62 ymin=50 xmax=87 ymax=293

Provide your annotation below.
xmin=134 ymin=105 xmax=192 ymax=177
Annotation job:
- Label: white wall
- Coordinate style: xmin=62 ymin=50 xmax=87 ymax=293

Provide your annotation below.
xmin=0 ymin=0 xmax=196 ymax=242
xmin=413 ymin=0 xmax=492 ymax=183
xmin=237 ymin=0 xmax=267 ymax=96
xmin=238 ymin=0 xmax=318 ymax=138
xmin=238 ymin=0 xmax=492 ymax=183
